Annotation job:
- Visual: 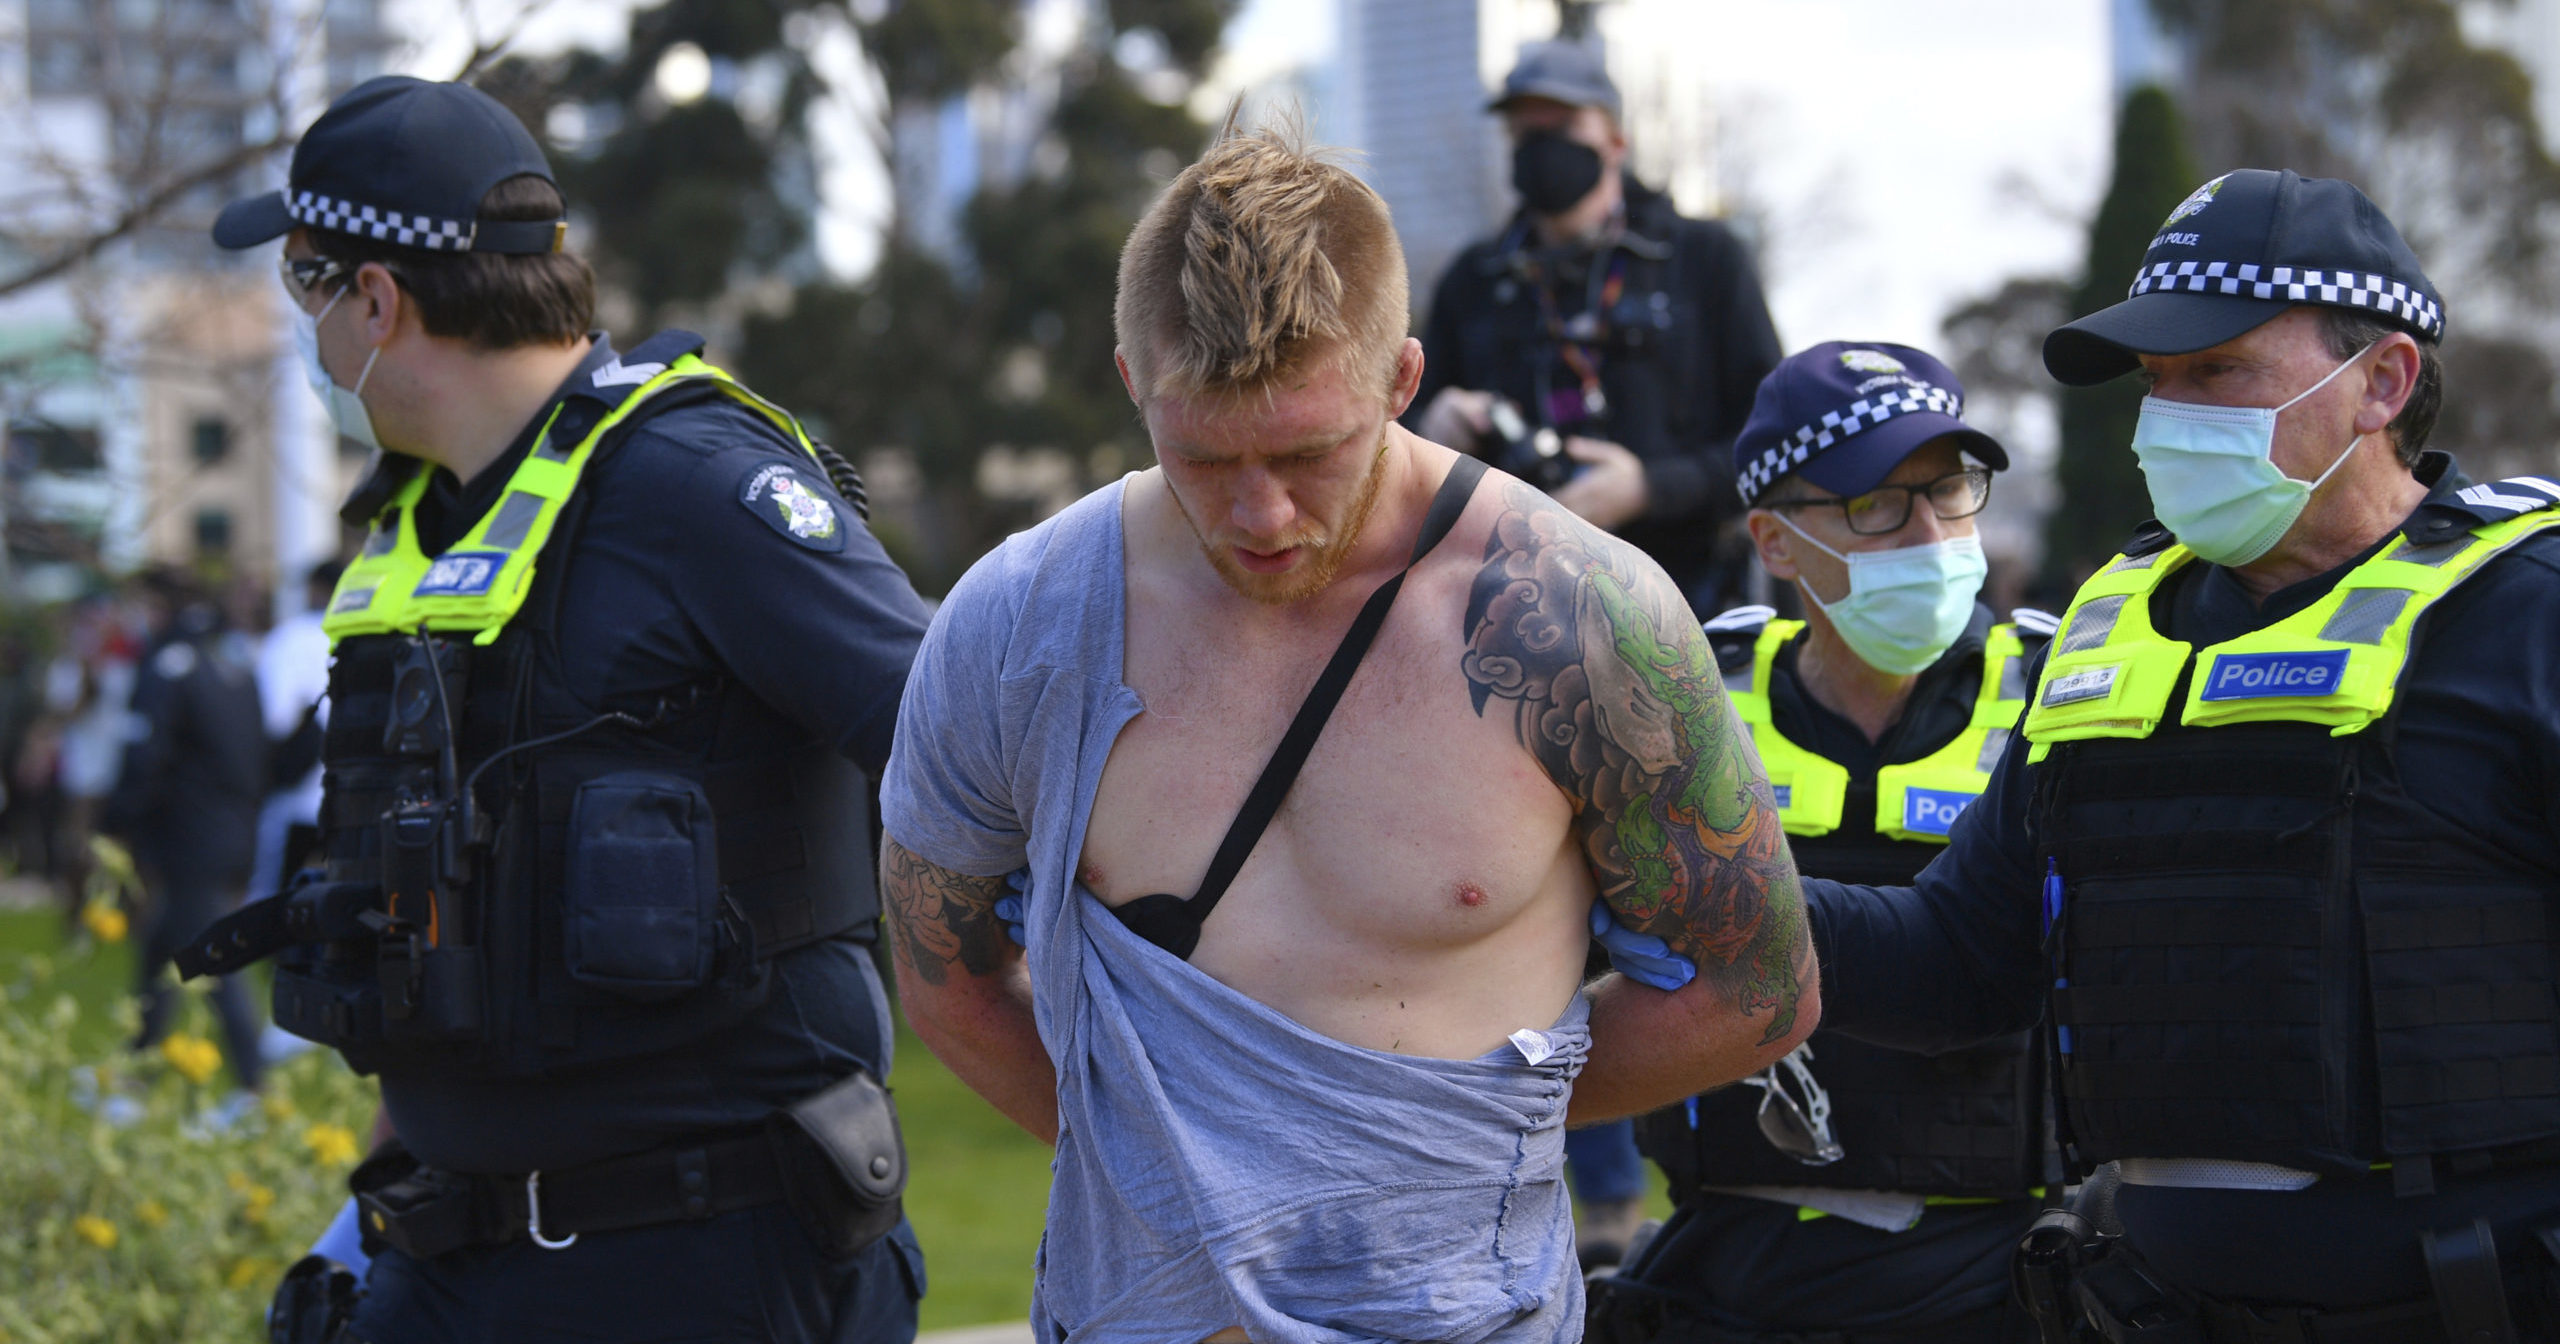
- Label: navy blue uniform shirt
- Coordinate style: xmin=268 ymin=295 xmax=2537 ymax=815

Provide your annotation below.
xmin=381 ymin=335 xmax=932 ymax=1173
xmin=1805 ymin=452 xmax=2560 ymax=1304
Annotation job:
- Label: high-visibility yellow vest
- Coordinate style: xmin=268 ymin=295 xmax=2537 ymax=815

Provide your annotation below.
xmin=1724 ymin=619 xmax=2032 ymax=843
xmin=2023 ymin=499 xmax=2560 ymax=759
xmin=322 ymin=352 xmax=825 ymax=647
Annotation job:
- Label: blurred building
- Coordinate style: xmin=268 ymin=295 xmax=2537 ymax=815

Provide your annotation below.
xmin=0 ymin=0 xmax=389 ymax=603
xmin=1334 ymin=0 xmax=1508 ymax=308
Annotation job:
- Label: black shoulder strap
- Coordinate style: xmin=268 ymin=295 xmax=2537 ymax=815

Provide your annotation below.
xmin=1112 ymin=454 xmax=1488 ymax=959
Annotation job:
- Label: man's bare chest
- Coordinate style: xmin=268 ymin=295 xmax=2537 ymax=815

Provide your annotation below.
xmin=1078 ymin=599 xmax=1566 ymax=918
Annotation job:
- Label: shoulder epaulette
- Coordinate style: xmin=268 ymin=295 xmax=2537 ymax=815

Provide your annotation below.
xmin=2450 ymin=475 xmax=2560 ymax=521
xmin=1702 ymin=603 xmax=1777 ymax=635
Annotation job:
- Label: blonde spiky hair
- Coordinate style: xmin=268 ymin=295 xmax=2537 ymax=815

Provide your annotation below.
xmin=1114 ymin=113 xmax=1409 ymax=403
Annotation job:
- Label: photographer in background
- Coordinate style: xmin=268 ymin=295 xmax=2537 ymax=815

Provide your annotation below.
xmin=1409 ymin=40 xmax=1783 ymax=616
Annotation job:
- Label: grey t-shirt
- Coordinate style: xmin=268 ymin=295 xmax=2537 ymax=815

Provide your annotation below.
xmin=882 ymin=479 xmax=1590 ymax=1343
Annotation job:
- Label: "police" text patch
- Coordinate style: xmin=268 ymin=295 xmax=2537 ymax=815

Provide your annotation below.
xmin=2198 ymin=649 xmax=2349 ymax=701
xmin=1901 ymin=787 xmax=1978 ymax=837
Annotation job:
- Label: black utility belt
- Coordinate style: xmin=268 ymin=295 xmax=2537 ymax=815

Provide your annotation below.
xmin=353 ymin=1070 xmax=907 ymax=1261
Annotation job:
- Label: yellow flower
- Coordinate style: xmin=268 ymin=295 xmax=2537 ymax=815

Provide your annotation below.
xmin=135 ymin=1199 xmax=168 ymax=1229
xmin=80 ymin=902 xmax=127 ymax=944
xmin=72 ymin=1215 xmax=117 ymax=1249
xmin=224 ymin=1169 xmax=251 ymax=1193
xmin=303 ymin=1122 xmax=361 ymax=1167
xmin=263 ymin=1092 xmax=298 ymax=1121
xmin=159 ymin=1033 xmax=222 ymax=1086
xmin=226 ymin=1256 xmax=273 ymax=1289
xmin=242 ymin=1183 xmax=276 ymax=1225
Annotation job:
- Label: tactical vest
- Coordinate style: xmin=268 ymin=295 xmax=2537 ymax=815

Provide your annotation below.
xmin=245 ymin=337 xmax=878 ymax=1078
xmin=1640 ymin=616 xmax=2052 ymax=1200
xmin=2024 ymin=487 xmax=2560 ymax=1175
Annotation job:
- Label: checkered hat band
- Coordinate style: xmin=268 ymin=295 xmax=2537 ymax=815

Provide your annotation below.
xmin=1738 ymin=382 xmax=1963 ymax=506
xmin=2126 ymin=261 xmax=2444 ymax=338
xmin=288 ymin=191 xmax=473 ymax=252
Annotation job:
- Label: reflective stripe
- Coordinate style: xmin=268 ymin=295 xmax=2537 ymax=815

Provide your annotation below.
xmin=1717 ymin=618 xmax=2021 ymax=844
xmin=322 ymin=354 xmax=825 ymax=647
xmin=2024 ymin=506 xmax=2560 ymax=752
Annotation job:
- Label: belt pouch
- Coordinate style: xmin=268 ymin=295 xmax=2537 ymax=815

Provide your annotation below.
xmin=768 ymin=1068 xmax=906 ymax=1256
xmin=563 ymin=771 xmax=719 ymax=1001
xmin=2073 ymin=1242 xmax=2209 ymax=1344
xmin=349 ymin=1143 xmax=481 ymax=1261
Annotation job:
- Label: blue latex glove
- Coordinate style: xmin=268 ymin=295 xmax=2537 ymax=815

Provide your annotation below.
xmin=1590 ymin=899 xmax=1697 ymax=991
xmin=308 ymin=1195 xmax=370 ymax=1274
xmin=992 ymin=868 xmax=1030 ymax=948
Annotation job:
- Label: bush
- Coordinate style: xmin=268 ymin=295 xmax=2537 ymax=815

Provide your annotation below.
xmin=0 ymin=953 xmax=375 ymax=1343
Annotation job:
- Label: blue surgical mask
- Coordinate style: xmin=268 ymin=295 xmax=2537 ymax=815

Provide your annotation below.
xmin=291 ymin=287 xmax=382 ymax=452
xmin=2129 ymin=344 xmax=2373 ymax=566
xmin=1778 ymin=515 xmax=1988 ymax=675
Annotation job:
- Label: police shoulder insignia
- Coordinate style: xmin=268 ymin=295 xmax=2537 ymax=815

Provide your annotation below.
xmin=738 ymin=461 xmax=846 ymax=552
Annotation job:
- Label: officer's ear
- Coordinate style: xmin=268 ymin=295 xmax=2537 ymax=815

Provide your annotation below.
xmin=1746 ymin=507 xmax=1800 ymax=582
xmin=349 ymin=261 xmax=406 ymax=351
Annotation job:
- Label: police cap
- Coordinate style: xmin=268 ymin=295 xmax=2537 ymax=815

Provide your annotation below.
xmin=213 ymin=76 xmax=563 ymax=255
xmin=1733 ymin=341 xmax=2007 ymax=508
xmin=2043 ymin=169 xmax=2444 ymax=387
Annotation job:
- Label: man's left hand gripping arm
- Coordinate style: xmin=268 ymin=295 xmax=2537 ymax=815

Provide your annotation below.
xmin=882 ymin=839 xmax=1060 ymax=1144
xmin=1462 ymin=486 xmax=1817 ymax=1123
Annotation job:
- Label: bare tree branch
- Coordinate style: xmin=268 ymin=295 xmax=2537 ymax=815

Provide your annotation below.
xmin=0 ymin=134 xmax=292 ymax=301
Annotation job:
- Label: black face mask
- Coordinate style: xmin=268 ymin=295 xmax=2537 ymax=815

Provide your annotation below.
xmin=1511 ymin=130 xmax=1605 ymax=216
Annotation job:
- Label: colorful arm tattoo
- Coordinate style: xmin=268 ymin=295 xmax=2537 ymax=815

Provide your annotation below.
xmin=880 ymin=838 xmax=1013 ymax=988
xmin=1462 ymin=486 xmax=1810 ymax=1043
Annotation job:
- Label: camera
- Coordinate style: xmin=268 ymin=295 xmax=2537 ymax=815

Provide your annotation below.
xmin=1484 ymin=398 xmax=1578 ymax=492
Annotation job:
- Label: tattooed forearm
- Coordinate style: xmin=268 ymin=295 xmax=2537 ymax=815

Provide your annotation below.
xmin=1462 ymin=484 xmax=1810 ymax=1043
xmin=880 ymin=838 xmax=1013 ymax=987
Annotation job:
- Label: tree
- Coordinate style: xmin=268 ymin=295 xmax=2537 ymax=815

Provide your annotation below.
xmin=734 ymin=0 xmax=1239 ymax=592
xmin=2045 ymin=85 xmax=2198 ymax=590
xmin=2151 ymin=0 xmax=2560 ymax=480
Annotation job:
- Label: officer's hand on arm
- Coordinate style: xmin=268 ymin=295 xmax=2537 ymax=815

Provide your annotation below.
xmin=881 ymin=839 xmax=1056 ymax=1143
xmin=1552 ymin=436 xmax=1650 ymax=531
xmin=1415 ymin=387 xmax=1498 ymax=455
xmin=1460 ymin=486 xmax=1816 ymax=1124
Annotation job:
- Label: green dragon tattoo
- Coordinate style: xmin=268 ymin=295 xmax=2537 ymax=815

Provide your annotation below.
xmin=1462 ymin=485 xmax=1808 ymax=1043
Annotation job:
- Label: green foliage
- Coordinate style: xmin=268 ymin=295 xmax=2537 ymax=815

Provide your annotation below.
xmin=738 ymin=0 xmax=1239 ymax=592
xmin=0 ymin=949 xmax=376 ymax=1344
xmin=858 ymin=0 xmax=1020 ymax=103
xmin=2046 ymin=85 xmax=2197 ymax=589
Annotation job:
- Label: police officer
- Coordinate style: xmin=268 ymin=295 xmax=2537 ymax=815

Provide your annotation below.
xmin=181 ymin=76 xmax=931 ymax=1342
xmin=110 ymin=566 xmax=270 ymax=1094
xmin=1408 ymin=40 xmax=1783 ymax=615
xmin=1591 ymin=343 xmax=2050 ymax=1343
xmin=1809 ymin=170 xmax=2560 ymax=1341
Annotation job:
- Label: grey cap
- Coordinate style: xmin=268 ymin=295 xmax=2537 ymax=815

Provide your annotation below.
xmin=1489 ymin=41 xmax=1621 ymax=120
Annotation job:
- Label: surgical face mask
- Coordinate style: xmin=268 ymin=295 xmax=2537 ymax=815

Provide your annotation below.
xmin=1778 ymin=514 xmax=1988 ymax=676
xmin=1511 ymin=130 xmax=1604 ymax=215
xmin=291 ymin=287 xmax=382 ymax=452
xmin=2129 ymin=344 xmax=2374 ymax=567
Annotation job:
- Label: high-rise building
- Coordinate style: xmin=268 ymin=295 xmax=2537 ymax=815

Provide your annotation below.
xmin=1333 ymin=0 xmax=1508 ymax=308
xmin=0 ymin=0 xmax=389 ymax=601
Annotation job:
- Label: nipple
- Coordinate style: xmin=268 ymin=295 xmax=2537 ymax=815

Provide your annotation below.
xmin=1455 ymin=882 xmax=1490 ymax=909
xmin=1076 ymin=861 xmax=1106 ymax=893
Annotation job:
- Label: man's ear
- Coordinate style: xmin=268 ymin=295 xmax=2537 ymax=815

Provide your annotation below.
xmin=2356 ymin=332 xmax=2421 ymax=438
xmin=1385 ymin=337 xmax=1425 ymax=418
xmin=350 ymin=261 xmax=404 ymax=349
xmin=1114 ymin=349 xmax=1141 ymax=406
xmin=1745 ymin=508 xmax=1798 ymax=582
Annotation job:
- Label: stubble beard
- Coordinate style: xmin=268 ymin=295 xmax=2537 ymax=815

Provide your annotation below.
xmin=1183 ymin=434 xmax=1392 ymax=607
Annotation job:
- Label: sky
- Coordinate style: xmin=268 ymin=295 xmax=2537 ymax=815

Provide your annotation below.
xmin=392 ymin=0 xmax=2115 ymax=356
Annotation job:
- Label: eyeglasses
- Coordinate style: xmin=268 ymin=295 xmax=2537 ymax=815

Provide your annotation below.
xmin=1768 ymin=466 xmax=1992 ymax=536
xmin=1741 ymin=1043 xmax=1844 ymax=1166
xmin=277 ymin=255 xmax=350 ymax=302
